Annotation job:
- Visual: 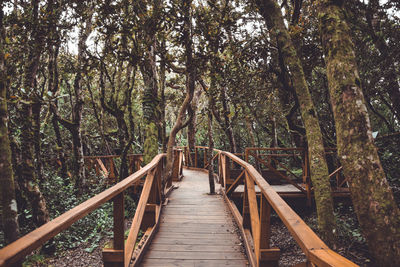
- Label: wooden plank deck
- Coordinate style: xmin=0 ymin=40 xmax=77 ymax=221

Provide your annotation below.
xmin=140 ymin=169 xmax=249 ymax=267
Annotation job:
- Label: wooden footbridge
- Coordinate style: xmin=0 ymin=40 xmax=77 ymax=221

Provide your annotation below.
xmin=0 ymin=147 xmax=357 ymax=267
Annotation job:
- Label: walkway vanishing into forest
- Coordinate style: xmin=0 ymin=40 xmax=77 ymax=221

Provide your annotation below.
xmin=141 ymin=169 xmax=248 ymax=267
xmin=0 ymin=147 xmax=357 ymax=267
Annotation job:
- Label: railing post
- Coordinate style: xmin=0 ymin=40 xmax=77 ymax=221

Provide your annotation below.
xmin=204 ymin=148 xmax=207 ymax=168
xmin=218 ymin=153 xmax=222 ymax=185
xmin=128 ymin=156 xmax=134 ymax=174
xmin=194 ymin=147 xmax=198 ymax=168
xmin=259 ymin=195 xmax=280 ymax=267
xmin=179 ymin=150 xmax=183 ymax=176
xmin=225 ymin=156 xmax=231 ymax=188
xmin=109 ymin=158 xmax=116 ymax=181
xmin=103 ymin=192 xmax=124 ymax=267
xmin=242 ymin=173 xmax=251 ymax=229
xmin=303 ymin=149 xmax=312 ymax=207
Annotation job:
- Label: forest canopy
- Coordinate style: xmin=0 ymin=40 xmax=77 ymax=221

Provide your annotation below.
xmin=0 ymin=0 xmax=399 ymax=266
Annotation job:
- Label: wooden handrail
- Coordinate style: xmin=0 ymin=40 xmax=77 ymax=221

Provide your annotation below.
xmin=188 ymin=146 xmax=356 ymax=266
xmin=219 ymin=150 xmax=357 ymax=267
xmin=84 ymin=154 xmax=143 ymax=159
xmin=0 ymin=150 xmax=184 ymax=267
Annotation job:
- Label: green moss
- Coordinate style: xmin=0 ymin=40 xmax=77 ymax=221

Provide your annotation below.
xmin=143 ymin=122 xmax=159 ymax=164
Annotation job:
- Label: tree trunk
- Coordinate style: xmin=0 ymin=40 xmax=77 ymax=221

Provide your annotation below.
xmin=32 ymin=101 xmax=43 ymax=181
xmin=207 ymin=106 xmax=215 ymax=194
xmin=255 ymin=0 xmax=336 ymax=244
xmin=166 ymin=0 xmax=195 ymax=177
xmin=159 ymin=40 xmax=167 ymax=153
xmin=18 ymin=0 xmax=50 ymax=228
xmin=71 ymin=128 xmax=85 ymax=190
xmin=141 ymin=40 xmax=160 ymax=164
xmin=187 ymin=88 xmax=202 ymax=166
xmin=0 ymin=6 xmax=20 ymax=243
xmin=221 ymin=87 xmax=237 ymax=153
xmin=52 ymin=116 xmax=68 ymax=179
xmin=317 ymin=1 xmax=400 ymax=265
xmin=366 ymin=0 xmax=400 ymax=123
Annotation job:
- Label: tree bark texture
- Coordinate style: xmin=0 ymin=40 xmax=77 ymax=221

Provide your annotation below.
xmin=207 ymin=105 xmax=215 ymax=194
xmin=141 ymin=40 xmax=160 ymax=165
xmin=19 ymin=0 xmax=50 ymax=227
xmin=318 ymin=1 xmax=400 ymax=265
xmin=187 ymin=88 xmax=202 ymax=166
xmin=255 ymin=0 xmax=336 ymax=244
xmin=0 ymin=6 xmax=20 ymax=244
xmin=166 ymin=0 xmax=195 ymax=177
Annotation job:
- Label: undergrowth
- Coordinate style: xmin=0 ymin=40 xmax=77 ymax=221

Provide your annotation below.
xmin=8 ymin=167 xmax=138 ymax=266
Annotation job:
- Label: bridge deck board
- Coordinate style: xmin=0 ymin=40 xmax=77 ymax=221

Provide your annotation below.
xmin=140 ymin=169 xmax=249 ymax=267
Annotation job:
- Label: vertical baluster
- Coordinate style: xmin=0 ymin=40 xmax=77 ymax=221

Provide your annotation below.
xmin=194 ymin=147 xmax=198 ymax=168
xmin=204 ymin=148 xmax=207 ymax=168
xmin=103 ymin=192 xmax=124 ymax=267
xmin=242 ymin=172 xmax=250 ymax=229
xmin=109 ymin=158 xmax=115 ymax=181
xmin=225 ymin=156 xmax=231 ymax=188
xmin=113 ymin=193 xmax=124 ymax=250
xmin=259 ymin=194 xmax=280 ymax=267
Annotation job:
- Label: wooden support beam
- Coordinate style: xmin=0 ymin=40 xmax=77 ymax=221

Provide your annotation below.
xmin=103 ymin=249 xmax=123 ymax=267
xmin=292 ymin=261 xmax=312 ymax=267
xmin=194 ymin=147 xmax=198 ymax=168
xmin=141 ymin=204 xmax=157 ymax=231
xmin=242 ymin=177 xmax=251 ymax=230
xmin=204 ymin=152 xmax=219 ymax=169
xmin=259 ymin=248 xmax=280 ymax=267
xmin=109 ymin=158 xmax=116 ymax=180
xmin=246 ymin=173 xmax=261 ymax=265
xmin=259 ymin=195 xmax=271 ymax=250
xmin=97 ymin=158 xmax=109 ymax=177
xmin=250 ymin=152 xmax=306 ymax=193
xmin=113 ymin=193 xmax=125 ymax=251
xmin=124 ymin=169 xmax=156 ymax=266
xmin=226 ymin=170 xmax=245 ymax=196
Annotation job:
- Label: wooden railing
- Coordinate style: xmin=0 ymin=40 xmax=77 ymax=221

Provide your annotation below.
xmin=187 ymin=146 xmax=357 ymax=267
xmin=84 ymin=154 xmax=143 ymax=182
xmin=245 ymin=147 xmax=349 ymax=204
xmin=0 ymin=150 xmax=183 ymax=267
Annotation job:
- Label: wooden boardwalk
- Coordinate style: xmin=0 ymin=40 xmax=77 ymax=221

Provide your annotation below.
xmin=141 ymin=169 xmax=249 ymax=267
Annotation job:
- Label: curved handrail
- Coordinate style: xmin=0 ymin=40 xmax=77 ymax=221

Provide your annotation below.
xmin=0 ymin=151 xmax=183 ymax=267
xmin=188 ymin=146 xmax=357 ymax=267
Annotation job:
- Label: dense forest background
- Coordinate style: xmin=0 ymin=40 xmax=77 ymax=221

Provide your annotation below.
xmin=0 ymin=0 xmax=399 ymax=266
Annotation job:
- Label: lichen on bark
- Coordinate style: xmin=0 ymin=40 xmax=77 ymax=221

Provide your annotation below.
xmin=143 ymin=122 xmax=159 ymax=165
xmin=317 ymin=1 xmax=400 ymax=265
xmin=0 ymin=5 xmax=20 ymax=243
xmin=255 ymin=0 xmax=337 ymax=244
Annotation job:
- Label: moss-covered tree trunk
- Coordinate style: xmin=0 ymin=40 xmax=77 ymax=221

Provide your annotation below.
xmin=159 ymin=39 xmax=167 ymax=153
xmin=317 ymin=1 xmax=400 ymax=265
xmin=99 ymin=68 xmax=133 ymax=180
xmin=207 ymin=105 xmax=215 ymax=194
xmin=32 ymin=101 xmax=43 ymax=181
xmin=221 ymin=87 xmax=237 ymax=153
xmin=187 ymin=88 xmax=202 ymax=166
xmin=19 ymin=0 xmax=50 ymax=228
xmin=0 ymin=6 xmax=20 ymax=244
xmin=210 ymin=85 xmax=237 ymax=153
xmin=141 ymin=40 xmax=160 ymax=165
xmin=255 ymin=0 xmax=336 ymax=244
xmin=165 ymin=0 xmax=195 ymax=176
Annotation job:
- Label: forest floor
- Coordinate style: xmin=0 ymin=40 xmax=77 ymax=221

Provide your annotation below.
xmin=272 ymin=199 xmax=375 ymax=267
